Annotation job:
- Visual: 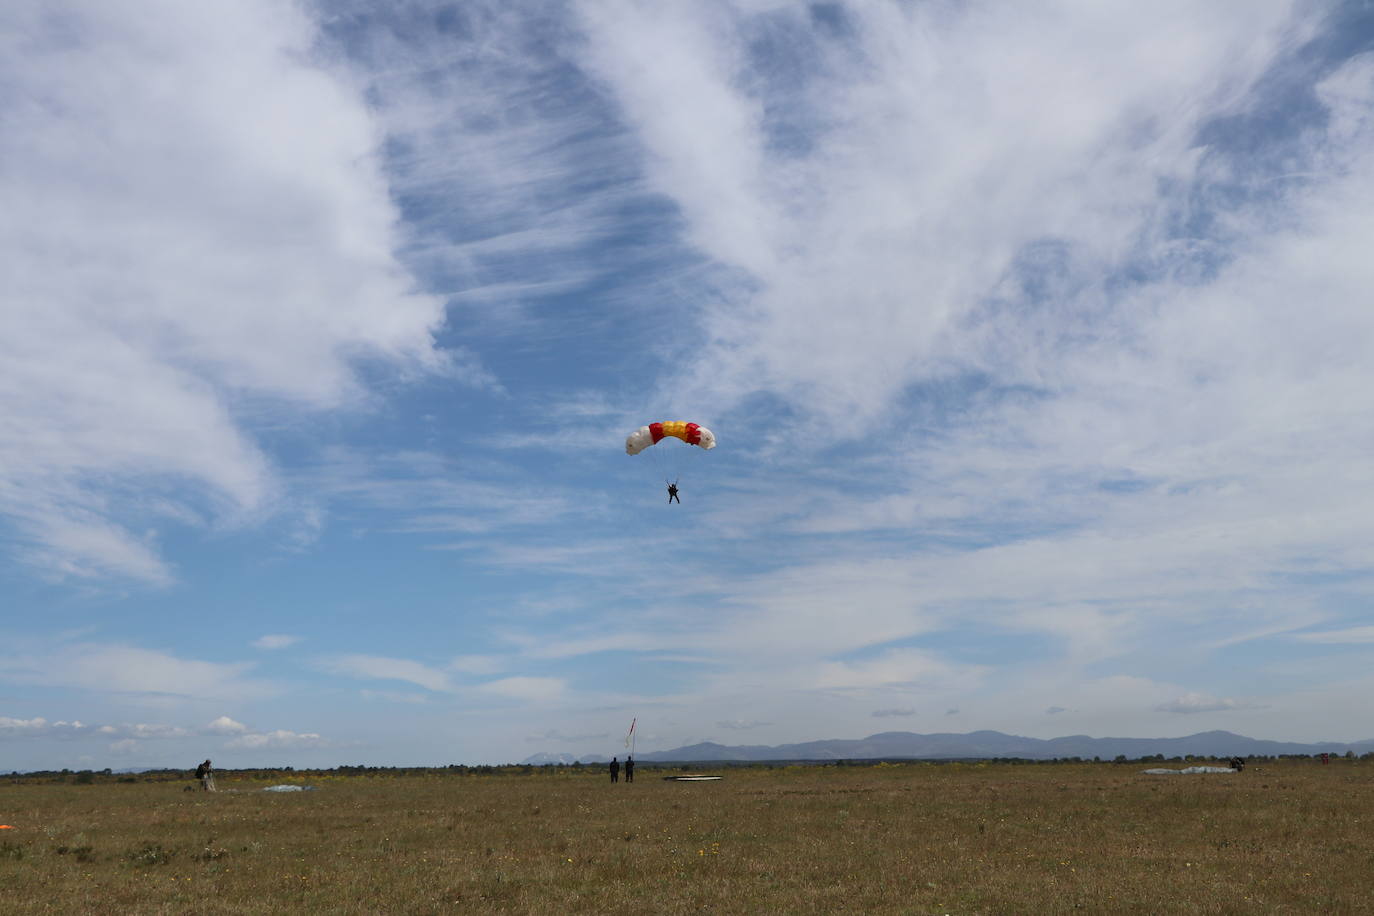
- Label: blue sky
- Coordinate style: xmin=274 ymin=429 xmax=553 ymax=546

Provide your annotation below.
xmin=5 ymin=0 xmax=1374 ymax=770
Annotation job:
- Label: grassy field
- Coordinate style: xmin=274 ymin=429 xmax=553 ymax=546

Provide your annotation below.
xmin=2 ymin=759 xmax=1371 ymax=914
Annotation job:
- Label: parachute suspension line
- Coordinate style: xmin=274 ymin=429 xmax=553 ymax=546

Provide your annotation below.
xmin=646 ymin=439 xmax=671 ymax=483
xmin=650 ymin=440 xmax=688 ymax=493
xmin=650 ymin=443 xmax=683 ymax=487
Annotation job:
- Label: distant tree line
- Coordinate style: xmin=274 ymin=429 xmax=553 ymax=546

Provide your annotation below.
xmin=5 ymin=751 xmax=1370 ymax=784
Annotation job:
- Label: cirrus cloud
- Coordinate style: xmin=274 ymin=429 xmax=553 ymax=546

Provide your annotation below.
xmin=1 ymin=0 xmax=472 ymax=584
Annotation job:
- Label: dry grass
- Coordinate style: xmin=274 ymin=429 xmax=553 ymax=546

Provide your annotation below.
xmin=2 ymin=760 xmax=1371 ymax=914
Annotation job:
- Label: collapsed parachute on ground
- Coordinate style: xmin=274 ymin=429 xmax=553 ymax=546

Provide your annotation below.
xmin=625 ymin=422 xmax=716 ymax=455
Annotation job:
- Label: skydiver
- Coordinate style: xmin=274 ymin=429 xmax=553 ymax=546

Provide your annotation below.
xmin=667 ymin=480 xmax=680 ymax=504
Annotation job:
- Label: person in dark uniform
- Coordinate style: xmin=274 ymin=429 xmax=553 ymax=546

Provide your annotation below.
xmin=667 ymin=481 xmax=680 ymax=504
xmin=609 ymin=757 xmax=620 ymax=783
xmin=624 ymin=756 xmax=634 ymax=783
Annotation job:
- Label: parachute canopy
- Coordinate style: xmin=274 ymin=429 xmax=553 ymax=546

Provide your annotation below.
xmin=625 ymin=421 xmax=716 ymax=455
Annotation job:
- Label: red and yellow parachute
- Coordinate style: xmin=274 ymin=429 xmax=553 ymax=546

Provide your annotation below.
xmin=625 ymin=421 xmax=717 ymax=455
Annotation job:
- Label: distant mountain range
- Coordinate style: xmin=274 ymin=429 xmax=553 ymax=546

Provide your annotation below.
xmin=527 ymin=730 xmax=1374 ymax=764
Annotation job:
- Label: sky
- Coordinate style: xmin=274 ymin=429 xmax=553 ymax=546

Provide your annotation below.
xmin=4 ymin=0 xmax=1374 ymax=771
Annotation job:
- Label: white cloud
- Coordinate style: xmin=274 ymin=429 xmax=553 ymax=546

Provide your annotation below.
xmin=206 ymin=716 xmax=249 ymax=734
xmin=539 ymin=4 xmax=1374 ymax=720
xmin=120 ymin=723 xmax=192 ymax=739
xmin=0 ymin=712 xmax=327 ymax=753
xmin=0 ymin=716 xmax=50 ymax=734
xmin=525 ymin=729 xmax=610 ymax=743
xmin=966 ymin=676 xmax=1209 ymax=737
xmin=449 ymin=654 xmax=507 ymax=676
xmin=579 ymin=0 xmax=1304 ymax=428
xmin=518 ymin=631 xmax=666 ymax=660
xmin=320 ymin=654 xmax=569 ymax=705
xmin=577 ymin=1 xmax=778 ymax=279
xmin=226 ymin=729 xmax=327 ymax=750
xmin=1156 ymin=692 xmax=1260 ymax=715
xmin=871 ymin=708 xmax=916 ymax=719
xmin=813 ymin=648 xmax=985 ymax=693
xmin=477 ymin=676 xmax=566 ymax=703
xmin=320 ymin=654 xmax=453 ymax=692
xmin=1291 ymin=626 xmax=1374 ymax=645
xmin=0 ymin=0 xmax=467 ymax=583
xmin=335 ymin=0 xmax=648 ymax=348
xmin=717 ymin=719 xmax=770 ymax=730
xmin=0 ymin=717 xmax=90 ymax=738
xmin=252 ymin=635 xmax=301 ymax=651
xmin=0 ymin=643 xmax=270 ymax=700
xmin=359 ymin=689 xmax=430 ymax=704
xmin=309 ymin=449 xmax=572 ymax=538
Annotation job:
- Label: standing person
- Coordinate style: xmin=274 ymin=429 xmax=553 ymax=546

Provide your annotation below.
xmin=196 ymin=759 xmax=216 ymax=792
xmin=624 ymin=756 xmax=634 ymax=783
xmin=609 ymin=757 xmax=620 ymax=783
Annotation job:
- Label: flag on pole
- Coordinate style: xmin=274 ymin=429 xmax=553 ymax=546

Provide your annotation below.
xmin=624 ymin=717 xmax=636 ymax=748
